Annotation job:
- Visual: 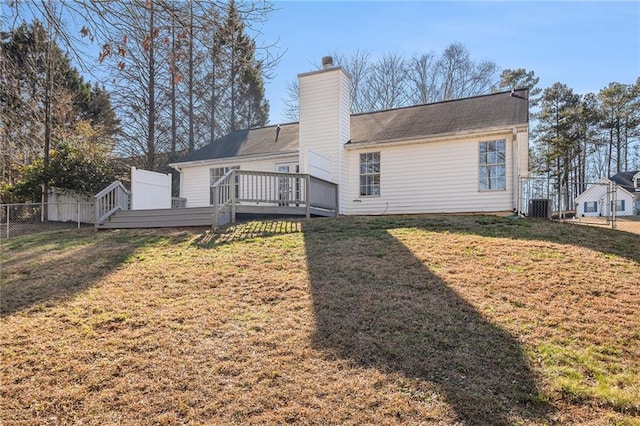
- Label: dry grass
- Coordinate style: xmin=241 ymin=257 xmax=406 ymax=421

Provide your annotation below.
xmin=1 ymin=216 xmax=639 ymax=425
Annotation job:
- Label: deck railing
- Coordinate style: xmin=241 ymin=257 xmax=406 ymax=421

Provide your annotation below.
xmin=171 ymin=197 xmax=187 ymax=208
xmin=95 ymin=181 xmax=130 ymax=226
xmin=309 ymin=175 xmax=339 ymax=211
xmin=211 ymin=168 xmax=236 ymax=226
xmin=211 ymin=170 xmax=338 ymax=225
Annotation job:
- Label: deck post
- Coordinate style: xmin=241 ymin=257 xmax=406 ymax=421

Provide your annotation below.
xmin=334 ymin=184 xmax=339 ymax=217
xmin=212 ymin=186 xmax=219 ymax=227
xmin=305 ymin=174 xmax=311 ymax=218
xmin=231 ymin=169 xmax=236 ymax=224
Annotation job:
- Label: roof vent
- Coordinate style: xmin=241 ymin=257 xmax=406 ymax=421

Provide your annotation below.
xmin=322 ymin=56 xmax=334 ymax=69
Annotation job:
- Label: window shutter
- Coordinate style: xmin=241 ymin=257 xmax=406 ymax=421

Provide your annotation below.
xmin=594 ymin=201 xmax=597 ymax=212
xmin=621 ymin=200 xmax=625 ymax=211
xmin=584 ymin=202 xmax=587 ymax=212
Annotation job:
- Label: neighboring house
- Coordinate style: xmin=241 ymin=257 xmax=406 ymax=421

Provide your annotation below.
xmin=169 ymin=57 xmax=529 ymax=216
xmin=575 ymin=171 xmax=640 ymax=217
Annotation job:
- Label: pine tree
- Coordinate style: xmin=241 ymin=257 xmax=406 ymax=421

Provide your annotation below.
xmin=495 ymin=68 xmax=542 ymax=106
xmin=216 ymin=0 xmax=269 ymax=133
xmin=1 ymin=21 xmax=118 ymax=187
xmin=534 ymin=83 xmax=582 ymax=209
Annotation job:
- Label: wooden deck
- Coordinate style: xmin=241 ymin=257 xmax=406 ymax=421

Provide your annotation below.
xmin=95 ymin=170 xmax=338 ymax=230
xmin=95 ymin=206 xmax=220 ymax=229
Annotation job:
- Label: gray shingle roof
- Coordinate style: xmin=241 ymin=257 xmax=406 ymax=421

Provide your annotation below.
xmin=610 ymin=171 xmax=640 ymax=193
xmin=176 ymin=123 xmax=299 ymax=163
xmin=349 ymin=88 xmax=528 ymax=144
xmin=175 ymin=89 xmax=528 ymax=164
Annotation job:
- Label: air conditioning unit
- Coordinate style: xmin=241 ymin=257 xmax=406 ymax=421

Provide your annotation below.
xmin=529 ymin=199 xmax=551 ymax=218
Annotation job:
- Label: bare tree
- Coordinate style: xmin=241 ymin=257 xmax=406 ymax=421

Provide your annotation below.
xmin=331 ymin=49 xmax=372 ymax=113
xmin=436 ymin=43 xmax=497 ymax=101
xmin=362 ymin=52 xmax=408 ymax=111
xmin=407 ymin=52 xmax=439 ymax=104
xmin=282 ymin=43 xmax=500 ymax=119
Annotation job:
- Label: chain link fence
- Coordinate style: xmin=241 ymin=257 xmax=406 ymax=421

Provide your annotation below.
xmin=1 ymin=202 xmax=95 ymax=239
xmin=519 ymin=176 xmax=640 ymax=235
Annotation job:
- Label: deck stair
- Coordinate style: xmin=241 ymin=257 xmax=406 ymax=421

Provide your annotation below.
xmin=96 ymin=206 xmax=225 ymax=229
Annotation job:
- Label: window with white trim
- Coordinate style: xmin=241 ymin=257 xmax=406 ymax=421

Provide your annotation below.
xmin=584 ymin=201 xmax=597 ymax=213
xmin=479 ymin=140 xmax=506 ymax=191
xmin=359 ymin=152 xmax=380 ymax=196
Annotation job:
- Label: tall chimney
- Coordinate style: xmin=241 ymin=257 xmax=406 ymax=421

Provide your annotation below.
xmin=298 ymin=57 xmax=350 ymax=214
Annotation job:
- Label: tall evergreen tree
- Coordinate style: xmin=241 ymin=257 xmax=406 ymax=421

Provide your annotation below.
xmin=534 ymin=83 xmax=582 ymax=208
xmin=598 ymin=81 xmax=640 ymax=176
xmin=1 ymin=21 xmax=118 ymax=187
xmin=216 ymin=0 xmax=269 ymax=133
xmin=495 ymin=68 xmax=542 ymax=106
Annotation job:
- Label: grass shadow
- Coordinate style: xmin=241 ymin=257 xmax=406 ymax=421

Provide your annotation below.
xmin=1 ymin=228 xmax=192 ymax=317
xmin=302 ymin=219 xmax=553 ymax=425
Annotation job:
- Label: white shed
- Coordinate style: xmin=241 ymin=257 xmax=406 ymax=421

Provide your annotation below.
xmin=575 ymin=178 xmax=637 ymax=217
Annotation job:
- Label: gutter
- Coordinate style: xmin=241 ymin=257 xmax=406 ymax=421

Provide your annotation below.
xmin=344 ymin=124 xmax=528 ymax=150
xmin=169 ymin=150 xmax=299 ymax=170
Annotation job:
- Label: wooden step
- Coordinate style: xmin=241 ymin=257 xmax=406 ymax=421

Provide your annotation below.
xmin=96 ymin=207 xmax=227 ymax=229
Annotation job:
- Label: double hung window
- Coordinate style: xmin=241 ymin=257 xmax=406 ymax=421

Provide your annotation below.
xmin=479 ymin=140 xmax=506 ymax=191
xmin=359 ymin=152 xmax=380 ymax=196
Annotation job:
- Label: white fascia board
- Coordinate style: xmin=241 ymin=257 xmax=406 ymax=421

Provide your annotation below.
xmin=169 ymin=150 xmax=299 ymax=170
xmin=343 ymin=124 xmax=529 ymax=151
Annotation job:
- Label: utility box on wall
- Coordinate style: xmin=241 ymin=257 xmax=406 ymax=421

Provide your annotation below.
xmin=529 ymin=198 xmax=551 ymax=218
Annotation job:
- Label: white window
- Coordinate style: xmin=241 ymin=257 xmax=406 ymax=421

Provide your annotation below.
xmin=479 ymin=140 xmax=506 ymax=191
xmin=584 ymin=201 xmax=598 ymax=213
xmin=360 ymin=152 xmax=380 ymax=196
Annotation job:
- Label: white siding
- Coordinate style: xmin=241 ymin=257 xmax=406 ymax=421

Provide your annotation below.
xmin=337 ymin=73 xmax=350 ymax=214
xmin=344 ymin=132 xmax=517 ymax=215
xmin=308 ymin=150 xmax=331 ymax=181
xmin=298 ymin=68 xmax=350 ymax=193
xmin=178 ymin=155 xmax=298 ymax=208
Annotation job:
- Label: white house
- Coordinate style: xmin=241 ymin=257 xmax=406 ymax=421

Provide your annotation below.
xmin=169 ymin=57 xmax=530 ymax=217
xmin=575 ymin=171 xmax=640 ymax=217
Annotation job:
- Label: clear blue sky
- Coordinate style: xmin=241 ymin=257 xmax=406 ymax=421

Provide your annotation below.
xmin=253 ymin=1 xmax=640 ymax=125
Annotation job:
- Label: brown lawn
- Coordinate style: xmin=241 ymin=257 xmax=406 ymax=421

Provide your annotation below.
xmin=1 ymin=215 xmax=639 ymax=425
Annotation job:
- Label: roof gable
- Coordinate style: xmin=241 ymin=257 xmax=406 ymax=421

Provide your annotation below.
xmin=610 ymin=170 xmax=640 ymax=193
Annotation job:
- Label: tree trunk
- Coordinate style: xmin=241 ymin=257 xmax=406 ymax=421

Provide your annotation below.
xmin=42 ymin=38 xmax=53 ymax=221
xmin=170 ymin=5 xmax=177 ymax=157
xmin=188 ymin=1 xmax=195 ymax=153
xmin=210 ymin=47 xmax=216 ymax=145
xmin=147 ymin=2 xmax=156 ymax=169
